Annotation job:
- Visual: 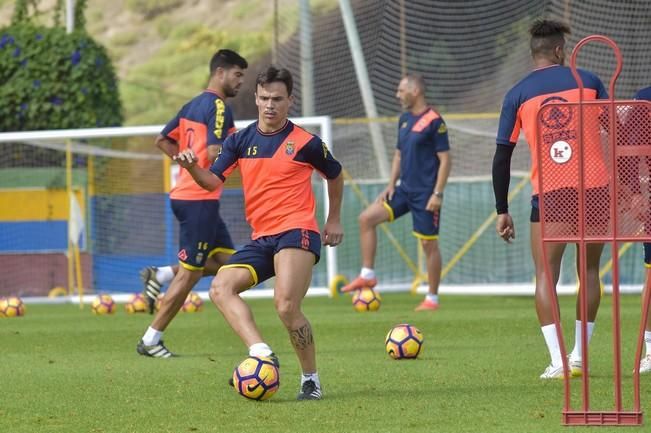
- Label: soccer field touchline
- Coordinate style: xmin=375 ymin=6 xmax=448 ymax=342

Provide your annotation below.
xmin=19 ymin=283 xmax=648 ymax=307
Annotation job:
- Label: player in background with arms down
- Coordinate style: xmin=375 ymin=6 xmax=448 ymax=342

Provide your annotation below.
xmin=137 ymin=49 xmax=248 ymax=358
xmin=174 ymin=66 xmax=344 ymax=400
xmin=631 ymin=86 xmax=651 ymax=373
xmin=340 ymin=74 xmax=451 ymax=312
xmin=492 ymin=20 xmax=609 ymax=379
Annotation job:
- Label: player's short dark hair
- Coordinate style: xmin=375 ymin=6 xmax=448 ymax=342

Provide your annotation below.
xmin=403 ymin=74 xmax=426 ymax=93
xmin=209 ymin=49 xmax=248 ymax=75
xmin=529 ymin=19 xmax=570 ymax=57
xmin=256 ymin=66 xmax=294 ymax=96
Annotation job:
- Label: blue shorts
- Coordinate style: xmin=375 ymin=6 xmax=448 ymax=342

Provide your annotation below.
xmin=223 ymin=229 xmax=321 ymax=286
xmin=384 ymin=185 xmax=440 ymax=239
xmin=530 ymin=187 xmax=609 ymax=224
xmin=171 ymin=199 xmax=235 ymax=270
xmin=645 ymin=243 xmax=650 ymax=266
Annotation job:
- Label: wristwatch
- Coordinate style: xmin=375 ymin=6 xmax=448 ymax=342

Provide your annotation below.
xmin=433 ymin=191 xmax=444 ymax=198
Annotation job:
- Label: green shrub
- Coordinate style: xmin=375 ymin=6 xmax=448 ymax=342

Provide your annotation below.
xmin=0 ymin=23 xmax=122 ymax=131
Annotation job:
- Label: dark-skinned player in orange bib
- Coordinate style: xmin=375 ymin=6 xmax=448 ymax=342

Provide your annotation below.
xmin=174 ymin=66 xmax=344 ymax=401
xmin=492 ymin=20 xmax=609 ymax=379
xmin=632 ymin=86 xmax=651 ymax=373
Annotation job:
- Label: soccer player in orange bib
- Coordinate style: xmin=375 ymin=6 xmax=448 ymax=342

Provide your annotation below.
xmin=340 ymin=74 xmax=451 ymax=312
xmin=174 ymin=66 xmax=344 ymax=400
xmin=492 ymin=20 xmax=609 ymax=379
xmin=632 ymin=86 xmax=651 ymax=373
xmin=136 ymin=49 xmax=247 ymax=358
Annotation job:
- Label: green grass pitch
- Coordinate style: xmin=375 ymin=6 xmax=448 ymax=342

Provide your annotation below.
xmin=1 ymin=293 xmax=649 ymax=433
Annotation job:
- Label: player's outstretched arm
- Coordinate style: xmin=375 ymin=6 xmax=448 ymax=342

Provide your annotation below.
xmin=173 ymin=149 xmax=223 ymax=191
xmin=322 ymin=172 xmax=344 ymax=246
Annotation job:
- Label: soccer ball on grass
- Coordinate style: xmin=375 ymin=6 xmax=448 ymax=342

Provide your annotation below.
xmin=385 ymin=324 xmax=423 ymax=359
xmin=0 ymin=296 xmax=26 ymax=318
xmin=91 ymin=294 xmax=116 ymax=315
xmin=352 ymin=287 xmax=381 ymax=312
xmin=181 ymin=291 xmax=204 ymax=312
xmin=232 ymin=356 xmax=280 ymax=401
xmin=125 ymin=293 xmax=148 ymax=313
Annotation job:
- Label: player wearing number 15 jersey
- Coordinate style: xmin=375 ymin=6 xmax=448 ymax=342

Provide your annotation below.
xmin=174 ymin=66 xmax=344 ymax=400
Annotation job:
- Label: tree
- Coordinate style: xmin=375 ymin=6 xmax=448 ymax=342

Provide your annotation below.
xmin=0 ymin=0 xmax=122 ymax=131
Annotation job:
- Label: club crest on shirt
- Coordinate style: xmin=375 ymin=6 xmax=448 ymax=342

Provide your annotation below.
xmin=195 ymin=252 xmax=204 ymax=264
xmin=401 ymin=121 xmax=407 ymax=129
xmin=541 ymin=96 xmax=572 ymax=129
xmin=285 ymin=141 xmax=295 ymax=155
xmin=178 ymin=249 xmax=188 ymax=261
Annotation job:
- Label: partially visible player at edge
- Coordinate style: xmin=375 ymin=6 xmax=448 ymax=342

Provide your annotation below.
xmin=492 ymin=19 xmax=609 ymax=379
xmin=340 ymin=74 xmax=451 ymax=312
xmin=136 ymin=49 xmax=247 ymax=358
xmin=632 ymin=85 xmax=651 ymax=374
xmin=174 ymin=66 xmax=344 ymax=400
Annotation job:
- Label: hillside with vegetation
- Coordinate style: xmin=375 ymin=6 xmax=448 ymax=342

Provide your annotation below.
xmin=0 ymin=0 xmax=338 ymax=125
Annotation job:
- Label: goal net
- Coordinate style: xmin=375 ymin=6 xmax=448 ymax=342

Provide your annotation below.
xmin=271 ymin=0 xmax=651 ymax=294
xmin=2 ymin=0 xmax=650 ymax=298
xmin=0 ymin=117 xmax=334 ymax=298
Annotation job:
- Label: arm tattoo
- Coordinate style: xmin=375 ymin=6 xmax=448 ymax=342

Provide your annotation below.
xmin=289 ymin=323 xmax=314 ymax=350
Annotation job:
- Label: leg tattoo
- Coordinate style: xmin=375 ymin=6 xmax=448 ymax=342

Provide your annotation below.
xmin=289 ymin=323 xmax=314 ymax=350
